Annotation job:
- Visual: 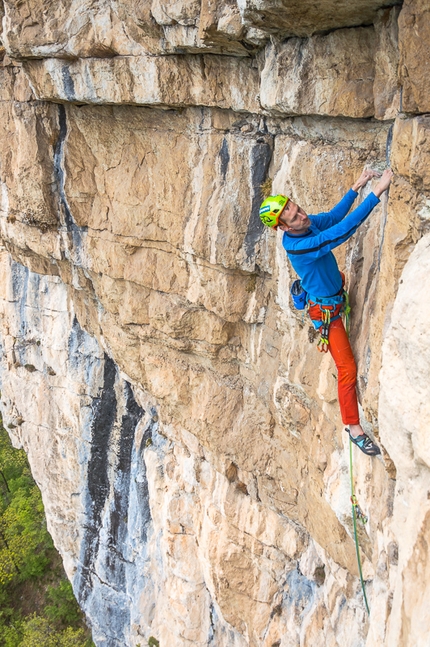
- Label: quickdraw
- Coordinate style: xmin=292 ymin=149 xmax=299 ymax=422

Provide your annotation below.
xmin=350 ymin=494 xmax=368 ymax=525
xmin=317 ymin=308 xmax=331 ymax=352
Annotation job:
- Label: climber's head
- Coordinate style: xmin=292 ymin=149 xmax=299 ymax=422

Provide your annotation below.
xmin=278 ymin=200 xmax=310 ymax=234
xmin=259 ymin=195 xmax=310 ymax=234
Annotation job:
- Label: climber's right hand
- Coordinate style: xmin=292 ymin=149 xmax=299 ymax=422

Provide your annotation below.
xmin=373 ymin=169 xmax=393 ymax=197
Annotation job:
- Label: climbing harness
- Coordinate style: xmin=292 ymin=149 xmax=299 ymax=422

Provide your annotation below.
xmin=308 ymin=289 xmax=349 ymax=351
xmin=289 ymin=276 xmax=351 ymax=350
xmin=349 ymin=438 xmax=370 ymax=615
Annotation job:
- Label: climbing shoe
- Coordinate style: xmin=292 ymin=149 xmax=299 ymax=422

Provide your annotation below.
xmin=346 ymin=428 xmax=381 ymax=456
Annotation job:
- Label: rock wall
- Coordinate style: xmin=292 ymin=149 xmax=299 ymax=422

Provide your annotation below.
xmin=0 ymin=1 xmax=429 ymax=646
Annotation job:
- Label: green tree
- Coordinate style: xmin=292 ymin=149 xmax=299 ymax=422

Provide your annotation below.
xmin=16 ymin=615 xmax=91 ymax=647
xmin=45 ymin=581 xmax=83 ymax=627
xmin=0 ymin=443 xmax=53 ymax=588
xmin=1 ymin=482 xmax=52 ymax=584
xmin=0 ymin=422 xmax=94 ymax=647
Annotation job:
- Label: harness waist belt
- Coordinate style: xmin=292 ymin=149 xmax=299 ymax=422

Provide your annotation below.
xmin=306 ymin=292 xmax=345 ymax=307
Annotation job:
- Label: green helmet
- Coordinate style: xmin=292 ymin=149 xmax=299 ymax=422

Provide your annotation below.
xmin=259 ymin=195 xmax=289 ymax=228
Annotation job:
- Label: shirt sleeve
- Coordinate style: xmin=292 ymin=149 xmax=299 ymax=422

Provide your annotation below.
xmin=283 ymin=192 xmax=380 ymax=262
xmin=310 ymin=189 xmax=358 ymax=230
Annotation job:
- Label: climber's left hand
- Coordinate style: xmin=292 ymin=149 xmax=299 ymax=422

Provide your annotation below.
xmin=352 ymin=169 xmax=381 ymax=192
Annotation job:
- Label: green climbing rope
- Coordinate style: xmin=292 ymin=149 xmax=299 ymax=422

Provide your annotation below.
xmin=343 ymin=287 xmax=368 ymax=611
xmin=349 ymin=438 xmax=370 ymax=615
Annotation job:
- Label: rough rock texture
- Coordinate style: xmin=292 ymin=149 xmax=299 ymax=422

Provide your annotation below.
xmin=0 ymin=1 xmax=429 ymax=646
xmin=398 ymin=0 xmax=430 ymax=113
xmin=378 ymin=232 xmax=430 ymax=647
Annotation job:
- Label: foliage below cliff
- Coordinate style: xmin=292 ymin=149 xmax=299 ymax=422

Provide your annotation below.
xmin=0 ymin=422 xmax=94 ymax=647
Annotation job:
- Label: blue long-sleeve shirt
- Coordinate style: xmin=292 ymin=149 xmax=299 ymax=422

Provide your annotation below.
xmin=282 ymin=189 xmax=380 ymax=297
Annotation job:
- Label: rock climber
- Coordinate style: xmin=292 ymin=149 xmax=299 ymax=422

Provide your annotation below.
xmin=259 ymin=168 xmax=393 ymax=456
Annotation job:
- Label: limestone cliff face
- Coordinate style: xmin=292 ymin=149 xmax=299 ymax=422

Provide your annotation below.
xmin=0 ymin=1 xmax=429 ymax=646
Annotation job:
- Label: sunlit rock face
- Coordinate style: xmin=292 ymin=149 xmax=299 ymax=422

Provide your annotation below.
xmin=0 ymin=1 xmax=429 ymax=646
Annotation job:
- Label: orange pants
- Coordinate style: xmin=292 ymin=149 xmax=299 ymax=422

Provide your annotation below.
xmin=308 ymin=305 xmax=359 ymax=425
xmin=327 ymin=318 xmax=359 ymax=425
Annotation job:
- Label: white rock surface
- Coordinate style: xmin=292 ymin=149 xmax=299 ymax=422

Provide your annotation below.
xmin=378 ymin=233 xmax=430 ymax=647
